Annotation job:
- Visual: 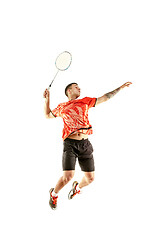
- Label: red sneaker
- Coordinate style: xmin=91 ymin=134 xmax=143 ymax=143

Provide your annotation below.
xmin=49 ymin=188 xmax=58 ymax=210
xmin=68 ymin=181 xmax=81 ymax=200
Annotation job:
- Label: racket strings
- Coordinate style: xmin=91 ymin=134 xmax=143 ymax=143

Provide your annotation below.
xmin=55 ymin=51 xmax=72 ymax=71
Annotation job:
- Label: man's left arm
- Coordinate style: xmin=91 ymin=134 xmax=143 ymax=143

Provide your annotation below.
xmin=95 ymin=82 xmax=132 ymax=106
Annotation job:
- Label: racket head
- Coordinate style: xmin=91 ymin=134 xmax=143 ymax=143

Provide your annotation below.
xmin=55 ymin=51 xmax=72 ymax=71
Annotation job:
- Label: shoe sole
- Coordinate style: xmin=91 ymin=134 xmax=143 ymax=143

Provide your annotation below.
xmin=68 ymin=181 xmax=78 ymax=200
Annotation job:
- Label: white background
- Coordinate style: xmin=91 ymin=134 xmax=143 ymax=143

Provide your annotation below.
xmin=0 ymin=0 xmax=160 ymax=239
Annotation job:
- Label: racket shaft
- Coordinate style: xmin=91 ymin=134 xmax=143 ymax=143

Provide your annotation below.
xmin=48 ymin=70 xmax=59 ymax=90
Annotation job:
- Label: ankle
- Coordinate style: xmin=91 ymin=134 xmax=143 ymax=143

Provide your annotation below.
xmin=76 ymin=184 xmax=81 ymax=192
xmin=52 ymin=190 xmax=58 ymax=197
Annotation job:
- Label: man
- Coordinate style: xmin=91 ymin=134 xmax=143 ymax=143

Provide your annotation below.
xmin=43 ymin=81 xmax=132 ymax=209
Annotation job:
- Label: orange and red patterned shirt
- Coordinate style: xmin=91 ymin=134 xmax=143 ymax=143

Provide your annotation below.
xmin=52 ymin=97 xmax=97 ymax=140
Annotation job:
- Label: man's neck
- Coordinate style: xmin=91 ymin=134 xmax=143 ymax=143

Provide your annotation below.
xmin=68 ymin=95 xmax=78 ymax=101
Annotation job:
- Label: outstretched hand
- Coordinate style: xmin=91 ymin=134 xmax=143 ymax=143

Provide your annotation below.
xmin=120 ymin=82 xmax=132 ymax=89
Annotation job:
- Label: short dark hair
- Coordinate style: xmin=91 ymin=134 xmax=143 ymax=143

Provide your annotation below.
xmin=65 ymin=83 xmax=78 ymax=97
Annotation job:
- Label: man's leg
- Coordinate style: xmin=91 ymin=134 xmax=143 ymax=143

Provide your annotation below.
xmin=54 ymin=170 xmax=75 ymax=194
xmin=79 ymin=171 xmax=95 ymax=189
xmin=49 ymin=171 xmax=75 ymax=209
xmin=68 ymin=171 xmax=95 ymax=200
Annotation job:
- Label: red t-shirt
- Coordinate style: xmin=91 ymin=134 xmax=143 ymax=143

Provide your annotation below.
xmin=52 ymin=97 xmax=97 ymax=140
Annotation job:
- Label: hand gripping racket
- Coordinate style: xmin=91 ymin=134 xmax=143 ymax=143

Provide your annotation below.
xmin=48 ymin=51 xmax=72 ymax=90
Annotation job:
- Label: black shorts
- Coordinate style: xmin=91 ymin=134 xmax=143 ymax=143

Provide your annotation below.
xmin=62 ymin=138 xmax=95 ymax=172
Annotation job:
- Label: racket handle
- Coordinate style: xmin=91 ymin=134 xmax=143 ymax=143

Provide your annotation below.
xmin=47 ymin=85 xmax=51 ymax=91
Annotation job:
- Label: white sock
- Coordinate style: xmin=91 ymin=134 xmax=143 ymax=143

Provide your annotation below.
xmin=76 ymin=184 xmax=81 ymax=192
xmin=52 ymin=190 xmax=58 ymax=197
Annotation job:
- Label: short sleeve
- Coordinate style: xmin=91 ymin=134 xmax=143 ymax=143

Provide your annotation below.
xmin=51 ymin=104 xmax=62 ymax=117
xmin=82 ymin=97 xmax=97 ymax=109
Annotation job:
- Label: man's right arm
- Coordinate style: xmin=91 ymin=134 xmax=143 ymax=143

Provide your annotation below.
xmin=43 ymin=89 xmax=56 ymax=119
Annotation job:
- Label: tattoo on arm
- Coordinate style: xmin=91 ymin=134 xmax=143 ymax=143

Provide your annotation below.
xmin=105 ymin=87 xmax=121 ymax=99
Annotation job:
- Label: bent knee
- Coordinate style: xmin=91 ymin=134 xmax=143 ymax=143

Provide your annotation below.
xmin=63 ymin=171 xmax=74 ymax=183
xmin=86 ymin=175 xmax=95 ymax=183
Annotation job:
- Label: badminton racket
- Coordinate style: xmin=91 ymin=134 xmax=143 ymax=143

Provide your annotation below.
xmin=48 ymin=51 xmax=72 ymax=90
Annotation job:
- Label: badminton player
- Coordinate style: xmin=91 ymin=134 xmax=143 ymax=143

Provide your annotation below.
xmin=43 ymin=82 xmax=132 ymax=209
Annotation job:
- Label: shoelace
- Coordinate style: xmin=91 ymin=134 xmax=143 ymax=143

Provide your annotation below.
xmin=51 ymin=194 xmax=58 ymax=205
xmin=72 ymin=189 xmax=80 ymax=198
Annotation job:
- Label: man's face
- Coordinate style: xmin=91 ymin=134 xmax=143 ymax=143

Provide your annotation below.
xmin=70 ymin=84 xmax=81 ymax=98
